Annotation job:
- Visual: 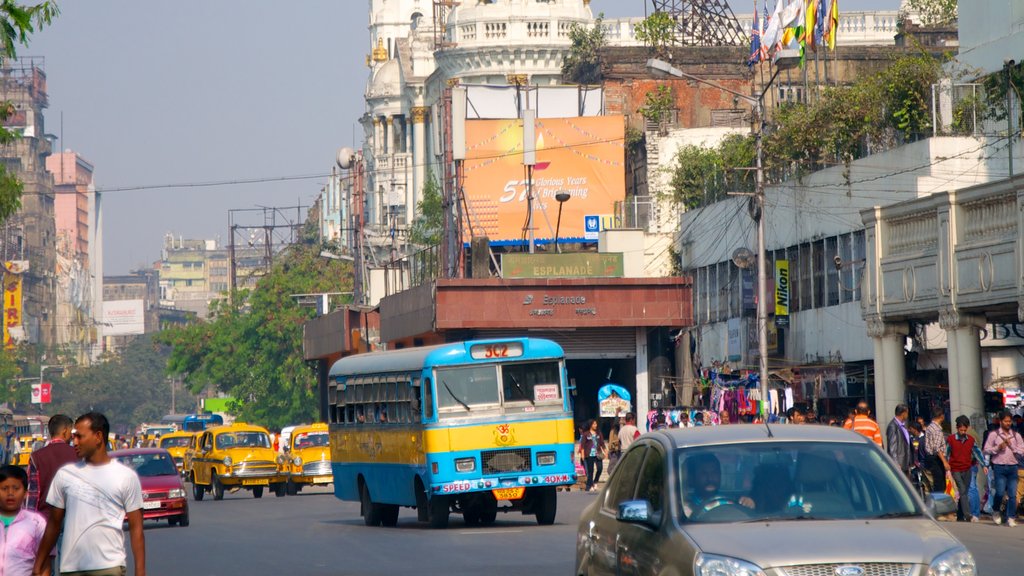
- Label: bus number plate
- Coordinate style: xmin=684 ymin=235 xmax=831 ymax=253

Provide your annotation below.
xmin=492 ymin=487 xmax=525 ymax=500
xmin=441 ymin=481 xmax=472 ymax=494
xmin=470 ymin=342 xmax=523 ymax=360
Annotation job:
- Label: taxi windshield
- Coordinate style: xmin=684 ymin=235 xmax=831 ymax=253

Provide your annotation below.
xmin=216 ymin=431 xmax=270 ymax=449
xmin=677 ymin=441 xmax=918 ymax=523
xmin=115 ymin=453 xmax=178 ymax=477
xmin=293 ymin=432 xmax=329 ymax=450
xmin=159 ymin=436 xmax=192 ymax=448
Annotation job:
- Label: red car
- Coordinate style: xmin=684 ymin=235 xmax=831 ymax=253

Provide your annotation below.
xmin=111 ymin=448 xmax=190 ymax=527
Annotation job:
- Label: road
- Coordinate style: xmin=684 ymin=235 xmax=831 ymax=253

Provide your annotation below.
xmin=141 ymin=485 xmax=1020 ymax=575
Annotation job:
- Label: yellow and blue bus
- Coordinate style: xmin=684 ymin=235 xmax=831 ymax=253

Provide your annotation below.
xmin=327 ymin=337 xmax=576 ymax=528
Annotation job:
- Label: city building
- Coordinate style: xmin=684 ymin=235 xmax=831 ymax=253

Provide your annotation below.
xmin=159 ymin=234 xmax=266 ymax=318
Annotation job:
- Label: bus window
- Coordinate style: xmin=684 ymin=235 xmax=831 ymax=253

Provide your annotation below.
xmin=423 ymin=378 xmax=433 ymax=420
xmin=502 ymin=361 xmax=562 ymax=406
xmin=435 ymin=365 xmax=500 ymax=414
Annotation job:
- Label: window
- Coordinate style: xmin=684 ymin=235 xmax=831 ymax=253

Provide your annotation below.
xmin=826 ymin=236 xmax=839 ymax=307
xmin=852 ymin=230 xmax=866 ymax=302
xmin=797 ymin=243 xmax=811 ymax=312
xmin=435 ymin=365 xmax=500 ymax=413
xmin=636 ymin=447 xmax=666 ymax=521
xmin=603 ymin=446 xmax=647 ymax=512
xmin=501 ymin=361 xmax=561 ymax=407
xmin=423 ymin=377 xmax=434 ymax=419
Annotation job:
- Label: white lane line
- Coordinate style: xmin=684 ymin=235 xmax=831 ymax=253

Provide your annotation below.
xmin=458 ymin=529 xmax=525 ymax=535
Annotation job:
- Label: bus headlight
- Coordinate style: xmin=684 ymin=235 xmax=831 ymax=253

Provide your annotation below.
xmin=536 ymin=452 xmax=556 ymax=466
xmin=455 ymin=457 xmax=476 ymax=473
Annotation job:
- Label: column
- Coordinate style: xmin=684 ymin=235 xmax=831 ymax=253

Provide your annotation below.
xmin=867 ymin=318 xmax=907 ymax=425
xmin=678 ymin=330 xmax=695 ymax=408
xmin=411 ymin=106 xmax=429 ymax=224
xmin=635 ymin=327 xmax=650 ymax=423
xmin=940 ymin=308 xmax=985 ymax=424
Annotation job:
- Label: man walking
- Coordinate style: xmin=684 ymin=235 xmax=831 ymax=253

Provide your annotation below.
xmin=923 ymin=410 xmax=950 ymax=494
xmin=886 ymin=404 xmax=913 ymax=477
xmin=845 ymin=401 xmax=882 ymax=446
xmin=947 ymin=416 xmax=981 ymax=522
xmin=32 ymin=412 xmax=145 ymax=576
xmin=618 ymin=413 xmax=641 ymax=453
xmin=983 ymin=410 xmax=1024 ymax=527
xmin=26 ymin=414 xmax=77 ymax=512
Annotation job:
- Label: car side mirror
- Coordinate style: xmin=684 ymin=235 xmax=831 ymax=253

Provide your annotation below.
xmin=617 ymin=500 xmax=653 ymax=525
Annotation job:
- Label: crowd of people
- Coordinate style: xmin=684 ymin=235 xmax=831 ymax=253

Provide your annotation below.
xmin=2 ymin=412 xmax=145 ymax=576
xmin=575 ymin=401 xmax=1024 ymax=528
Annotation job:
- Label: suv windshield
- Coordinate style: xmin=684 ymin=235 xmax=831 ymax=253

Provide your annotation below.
xmin=677 ymin=441 xmax=918 ymax=523
xmin=216 ymin=431 xmax=271 ymax=449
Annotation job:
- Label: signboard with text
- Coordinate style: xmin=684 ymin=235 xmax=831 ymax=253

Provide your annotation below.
xmin=502 ymin=253 xmax=624 ymax=279
xmin=103 ymin=299 xmax=145 ymax=336
xmin=774 ymin=259 xmax=790 ymax=327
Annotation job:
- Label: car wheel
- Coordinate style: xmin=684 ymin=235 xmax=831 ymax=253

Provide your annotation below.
xmin=361 ymin=483 xmax=381 ymax=526
xmin=192 ymin=480 xmax=205 ymax=502
xmin=534 ymin=486 xmax=557 ymax=525
xmin=286 ymin=480 xmax=298 ymax=496
xmin=273 ymin=482 xmax=286 ymax=497
xmin=252 ymin=486 xmax=264 ymax=499
xmin=168 ymin=517 xmax=178 ymax=526
xmin=178 ymin=511 xmax=190 ymax=527
xmin=380 ymin=504 xmax=400 ymax=527
xmin=429 ymin=495 xmax=450 ymax=529
xmin=212 ymin=474 xmax=224 ymax=501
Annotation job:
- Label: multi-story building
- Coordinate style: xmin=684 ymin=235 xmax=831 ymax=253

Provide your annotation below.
xmin=0 ymin=57 xmax=56 ymax=349
xmin=103 ymin=270 xmax=160 ymax=353
xmin=159 ymin=235 xmax=266 ymax=318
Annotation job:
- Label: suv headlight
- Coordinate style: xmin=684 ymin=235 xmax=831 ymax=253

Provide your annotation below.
xmin=536 ymin=451 xmax=556 ymax=466
xmin=454 ymin=457 xmax=476 ymax=473
xmin=293 ymin=456 xmax=303 ymax=466
xmin=695 ymin=553 xmax=766 ymax=576
xmin=168 ymin=488 xmax=187 ymax=499
xmin=928 ymin=547 xmax=976 ymax=576
xmin=222 ymin=456 xmax=232 ymax=467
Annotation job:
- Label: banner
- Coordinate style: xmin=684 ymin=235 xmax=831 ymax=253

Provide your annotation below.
xmin=31 ymin=382 xmax=51 ymax=404
xmin=463 ymin=116 xmax=625 ymax=245
xmin=597 ymin=383 xmax=631 ymax=418
xmin=775 ymin=259 xmax=790 ymax=326
xmin=3 ymin=262 xmax=25 ymax=349
xmin=103 ymin=299 xmax=145 ymax=336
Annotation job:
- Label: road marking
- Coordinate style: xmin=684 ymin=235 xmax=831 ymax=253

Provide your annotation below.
xmin=458 ymin=529 xmax=524 ymax=535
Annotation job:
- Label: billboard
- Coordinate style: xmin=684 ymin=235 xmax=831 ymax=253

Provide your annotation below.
xmin=463 ymin=116 xmax=625 ymax=245
xmin=3 ymin=261 xmax=27 ymax=349
xmin=103 ymin=299 xmax=145 ymax=336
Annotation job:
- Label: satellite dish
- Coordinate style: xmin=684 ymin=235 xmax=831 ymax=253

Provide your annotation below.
xmin=731 ymin=247 xmax=755 ymax=269
xmin=336 ymin=147 xmax=355 ymax=169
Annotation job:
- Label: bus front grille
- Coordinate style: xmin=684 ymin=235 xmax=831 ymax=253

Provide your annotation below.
xmin=481 ymin=449 xmax=532 ymax=475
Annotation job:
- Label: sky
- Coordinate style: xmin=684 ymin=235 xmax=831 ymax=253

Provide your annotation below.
xmin=30 ymin=0 xmax=901 ymax=274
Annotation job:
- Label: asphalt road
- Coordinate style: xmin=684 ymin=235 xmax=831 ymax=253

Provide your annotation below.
xmin=140 ymin=485 xmax=1021 ymax=575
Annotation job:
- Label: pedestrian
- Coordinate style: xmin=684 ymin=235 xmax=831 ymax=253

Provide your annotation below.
xmin=983 ymin=410 xmax=1024 ymax=527
xmin=846 ymin=401 xmax=883 ymax=446
xmin=963 ymin=419 xmax=987 ymax=521
xmin=885 ymin=404 xmax=913 ymax=477
xmin=618 ymin=413 xmax=641 ymax=452
xmin=947 ymin=415 xmax=981 ymax=522
xmin=785 ymin=407 xmax=805 ymax=424
xmin=718 ymin=410 xmax=730 ymax=425
xmin=606 ymin=419 xmax=621 ymax=474
xmin=1 ymin=465 xmax=49 ymax=576
xmin=923 ymin=410 xmax=950 ymax=494
xmin=579 ymin=419 xmax=605 ymax=492
xmin=26 ymin=415 xmax=78 ymax=513
xmin=32 ymin=412 xmax=146 ymax=576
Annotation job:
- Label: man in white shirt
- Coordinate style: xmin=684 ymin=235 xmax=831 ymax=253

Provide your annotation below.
xmin=33 ymin=412 xmax=145 ymax=576
xmin=619 ymin=413 xmax=641 ymax=452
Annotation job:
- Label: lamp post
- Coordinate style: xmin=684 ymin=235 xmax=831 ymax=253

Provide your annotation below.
xmin=553 ymin=192 xmax=571 ymax=253
xmin=646 ymin=54 xmax=798 ymax=417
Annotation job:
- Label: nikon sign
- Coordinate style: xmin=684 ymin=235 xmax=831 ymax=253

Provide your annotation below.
xmin=774 ymin=260 xmax=790 ymax=327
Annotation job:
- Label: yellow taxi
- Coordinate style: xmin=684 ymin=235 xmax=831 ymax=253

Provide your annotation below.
xmin=189 ymin=423 xmax=287 ymax=500
xmin=158 ymin=431 xmax=195 ymax=476
xmin=12 ymin=435 xmax=43 ymax=467
xmin=284 ymin=423 xmax=332 ymax=495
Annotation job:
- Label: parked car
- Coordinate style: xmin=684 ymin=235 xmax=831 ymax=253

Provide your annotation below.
xmin=111 ymin=448 xmax=189 ymax=527
xmin=158 ymin=430 xmax=195 ymax=475
xmin=190 ymin=422 xmax=287 ymax=500
xmin=575 ymin=424 xmax=970 ymax=576
xmin=284 ymin=423 xmax=332 ymax=495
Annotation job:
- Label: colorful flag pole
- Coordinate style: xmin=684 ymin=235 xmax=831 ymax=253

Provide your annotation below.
xmin=748 ymin=2 xmax=763 ymax=66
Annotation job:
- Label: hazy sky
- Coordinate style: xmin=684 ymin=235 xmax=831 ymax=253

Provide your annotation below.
xmin=31 ymin=0 xmax=901 ymax=274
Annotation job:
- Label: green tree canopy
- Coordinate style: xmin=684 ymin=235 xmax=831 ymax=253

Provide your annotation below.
xmin=410 ymin=170 xmax=442 ymax=247
xmin=561 ymin=13 xmax=605 ymax=85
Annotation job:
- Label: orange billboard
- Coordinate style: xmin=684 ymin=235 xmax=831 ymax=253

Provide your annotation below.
xmin=463 ymin=116 xmax=625 ymax=245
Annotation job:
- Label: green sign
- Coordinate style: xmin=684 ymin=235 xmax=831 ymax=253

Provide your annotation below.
xmin=202 ymin=397 xmax=234 ymax=413
xmin=502 ymin=253 xmax=624 ymax=279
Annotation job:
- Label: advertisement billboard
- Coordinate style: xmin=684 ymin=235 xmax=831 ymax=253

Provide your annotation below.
xmin=103 ymin=299 xmax=146 ymax=336
xmin=463 ymin=116 xmax=625 ymax=245
xmin=2 ymin=261 xmax=27 ymax=349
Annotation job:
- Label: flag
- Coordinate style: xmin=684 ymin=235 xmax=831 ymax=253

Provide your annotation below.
xmin=779 ymin=0 xmax=804 ymax=47
xmin=814 ymin=0 xmax=826 ymax=49
xmin=762 ymin=0 xmax=785 ymax=53
xmin=803 ymin=0 xmax=817 ymax=52
xmin=824 ymin=0 xmax=839 ymax=50
xmin=747 ymin=3 xmax=763 ymax=66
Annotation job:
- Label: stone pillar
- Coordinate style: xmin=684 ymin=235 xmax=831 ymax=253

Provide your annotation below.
xmin=678 ymin=329 xmax=695 ymax=408
xmin=411 ymin=106 xmax=429 ymax=223
xmin=940 ymin=308 xmax=985 ymax=424
xmin=635 ymin=327 xmax=650 ymax=423
xmin=868 ymin=318 xmax=908 ymax=425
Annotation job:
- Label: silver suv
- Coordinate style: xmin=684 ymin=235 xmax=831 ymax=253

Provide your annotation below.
xmin=575 ymin=424 xmax=971 ymax=576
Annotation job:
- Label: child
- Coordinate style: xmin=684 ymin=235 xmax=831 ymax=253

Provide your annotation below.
xmin=0 ymin=465 xmax=48 ymax=576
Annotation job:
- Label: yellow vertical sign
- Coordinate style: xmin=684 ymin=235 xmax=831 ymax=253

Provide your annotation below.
xmin=3 ymin=266 xmax=23 ymax=349
xmin=774 ymin=259 xmax=790 ymax=326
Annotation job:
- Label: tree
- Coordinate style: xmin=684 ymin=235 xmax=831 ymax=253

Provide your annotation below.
xmin=904 ymin=0 xmax=957 ymax=26
xmin=410 ymin=170 xmax=442 ymax=247
xmin=561 ymin=13 xmax=605 ymax=85
xmin=639 ymin=84 xmax=675 ymax=130
xmin=667 ymin=133 xmax=755 ymax=209
xmin=633 ymin=11 xmax=674 ymax=58
xmin=159 ymin=239 xmax=353 ymax=429
xmin=0 ymin=1 xmax=58 ymax=222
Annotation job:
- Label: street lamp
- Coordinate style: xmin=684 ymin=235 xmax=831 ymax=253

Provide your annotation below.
xmin=553 ymin=192 xmax=571 ymax=253
xmin=646 ymin=53 xmax=799 ymax=418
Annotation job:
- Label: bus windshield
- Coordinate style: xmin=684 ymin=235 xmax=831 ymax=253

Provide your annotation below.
xmin=436 ymin=365 xmax=500 ymax=412
xmin=435 ymin=361 xmax=563 ymax=418
xmin=502 ymin=361 xmax=561 ymax=405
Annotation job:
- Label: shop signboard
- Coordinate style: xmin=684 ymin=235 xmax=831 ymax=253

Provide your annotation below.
xmin=775 ymin=259 xmax=790 ymax=327
xmin=463 ymin=116 xmax=625 ymax=245
xmin=502 ymin=252 xmax=623 ymax=279
xmin=727 ymin=318 xmax=742 ymax=362
xmin=2 ymin=261 xmax=27 ymax=349
xmin=598 ymin=383 xmax=631 ymax=417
